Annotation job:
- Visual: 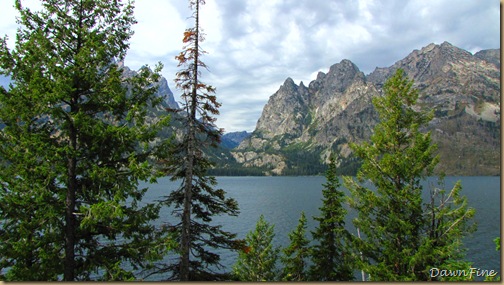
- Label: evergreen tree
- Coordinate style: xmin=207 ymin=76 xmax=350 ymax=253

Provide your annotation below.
xmin=0 ymin=0 xmax=171 ymax=281
xmin=281 ymin=211 xmax=310 ymax=281
xmin=233 ymin=215 xmax=280 ymax=281
xmin=344 ymin=69 xmax=475 ymax=281
xmin=484 ymin=237 xmax=500 ymax=281
xmin=419 ymin=178 xmax=476 ymax=281
xmin=161 ymin=0 xmax=239 ymax=280
xmin=309 ymin=153 xmax=354 ymax=281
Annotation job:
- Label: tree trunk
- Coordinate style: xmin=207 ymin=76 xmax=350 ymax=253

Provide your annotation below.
xmin=180 ymin=129 xmax=194 ymax=281
xmin=180 ymin=1 xmax=200 ymax=279
xmin=64 ymin=120 xmax=77 ymax=281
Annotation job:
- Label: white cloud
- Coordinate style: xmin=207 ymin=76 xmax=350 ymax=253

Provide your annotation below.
xmin=0 ymin=0 xmax=499 ymax=133
xmin=129 ymin=1 xmax=186 ymax=58
xmin=125 ymin=0 xmax=189 ymax=77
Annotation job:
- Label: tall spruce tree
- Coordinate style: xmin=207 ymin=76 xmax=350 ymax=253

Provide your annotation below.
xmin=0 ymin=0 xmax=171 ymax=281
xmin=162 ymin=0 xmax=239 ymax=281
xmin=281 ymin=211 xmax=310 ymax=281
xmin=309 ymin=153 xmax=354 ymax=281
xmin=343 ymin=69 xmax=475 ymax=281
xmin=233 ymin=215 xmax=280 ymax=281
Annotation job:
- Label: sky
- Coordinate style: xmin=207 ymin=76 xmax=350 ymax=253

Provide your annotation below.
xmin=0 ymin=0 xmax=500 ymax=133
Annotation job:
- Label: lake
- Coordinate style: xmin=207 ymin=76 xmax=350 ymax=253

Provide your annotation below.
xmin=142 ymin=176 xmax=500 ymax=281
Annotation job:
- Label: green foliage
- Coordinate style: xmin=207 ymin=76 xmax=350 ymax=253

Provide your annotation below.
xmin=433 ymin=259 xmax=474 ymax=281
xmin=160 ymin=0 xmax=239 ymax=280
xmin=309 ymin=153 xmax=354 ymax=281
xmin=282 ymin=144 xmax=327 ymax=175
xmin=208 ymin=165 xmax=267 ymax=176
xmin=344 ymin=69 xmax=476 ymax=281
xmin=233 ymin=215 xmax=280 ymax=281
xmin=484 ymin=237 xmax=501 ymax=281
xmin=336 ymin=155 xmax=362 ymax=176
xmin=281 ymin=211 xmax=310 ymax=281
xmin=418 ymin=179 xmax=477 ymax=281
xmin=0 ymin=0 xmax=171 ymax=281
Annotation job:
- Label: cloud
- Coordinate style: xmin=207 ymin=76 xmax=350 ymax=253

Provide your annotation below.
xmin=0 ymin=0 xmax=499 ymax=133
xmin=173 ymin=0 xmax=499 ymax=132
xmin=129 ymin=1 xmax=186 ymax=58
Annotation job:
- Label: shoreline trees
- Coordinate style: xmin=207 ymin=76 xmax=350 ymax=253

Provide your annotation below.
xmin=281 ymin=211 xmax=310 ymax=281
xmin=233 ymin=215 xmax=280 ymax=281
xmin=310 ymin=154 xmax=354 ymax=281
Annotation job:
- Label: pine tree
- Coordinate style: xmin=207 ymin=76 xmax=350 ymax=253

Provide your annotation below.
xmin=281 ymin=211 xmax=310 ymax=281
xmin=233 ymin=215 xmax=280 ymax=281
xmin=309 ymin=153 xmax=354 ymax=281
xmin=343 ymin=69 xmax=475 ymax=281
xmin=0 ymin=0 xmax=171 ymax=281
xmin=161 ymin=0 xmax=240 ymax=280
xmin=418 ymin=178 xmax=476 ymax=281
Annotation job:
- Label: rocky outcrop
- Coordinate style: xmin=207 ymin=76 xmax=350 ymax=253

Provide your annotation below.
xmin=232 ymin=59 xmax=380 ymax=175
xmin=119 ymin=62 xmax=179 ymax=110
xmin=231 ymin=42 xmax=500 ymax=176
xmin=474 ymin=49 xmax=500 ymax=68
xmin=366 ymin=42 xmax=500 ymax=175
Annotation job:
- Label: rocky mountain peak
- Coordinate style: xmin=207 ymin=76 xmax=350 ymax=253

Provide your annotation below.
xmin=118 ymin=61 xmax=179 ymax=110
xmin=368 ymin=42 xmax=499 ymax=93
xmin=157 ymin=77 xmax=179 ymax=109
xmin=324 ymin=59 xmax=365 ymax=92
xmin=230 ymin=42 xmax=500 ymax=176
xmin=412 ymin=41 xmax=471 ymax=60
xmin=475 ymin=49 xmax=500 ymax=68
xmin=316 ymin=71 xmax=326 ymax=81
xmin=279 ymin=77 xmax=298 ymax=93
xmin=328 ymin=59 xmax=359 ymax=73
xmin=251 ymin=76 xmax=308 ymax=141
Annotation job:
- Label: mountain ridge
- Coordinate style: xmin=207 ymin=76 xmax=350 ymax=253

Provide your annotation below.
xmin=227 ymin=42 xmax=500 ymax=176
xmin=118 ymin=61 xmax=179 ymax=110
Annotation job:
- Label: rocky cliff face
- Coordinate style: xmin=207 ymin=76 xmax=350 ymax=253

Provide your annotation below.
xmin=232 ymin=59 xmax=380 ymax=175
xmin=231 ymin=42 xmax=500 ymax=176
xmin=119 ymin=62 xmax=179 ymax=110
xmin=474 ymin=49 xmax=500 ymax=68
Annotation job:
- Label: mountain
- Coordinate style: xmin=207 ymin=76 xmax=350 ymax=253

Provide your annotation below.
xmin=0 ymin=63 xmax=179 ymax=111
xmin=119 ymin=62 xmax=179 ymax=110
xmin=474 ymin=49 xmax=500 ymax=68
xmin=221 ymin=131 xmax=251 ymax=149
xmin=229 ymin=42 xmax=500 ymax=176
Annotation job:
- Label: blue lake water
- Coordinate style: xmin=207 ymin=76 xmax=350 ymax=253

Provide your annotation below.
xmin=142 ymin=176 xmax=501 ymax=280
